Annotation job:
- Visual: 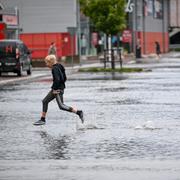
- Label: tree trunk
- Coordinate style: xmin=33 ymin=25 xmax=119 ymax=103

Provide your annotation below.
xmin=108 ymin=34 xmax=115 ymax=69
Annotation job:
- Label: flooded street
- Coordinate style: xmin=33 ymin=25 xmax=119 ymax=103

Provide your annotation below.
xmin=0 ymin=59 xmax=180 ymax=179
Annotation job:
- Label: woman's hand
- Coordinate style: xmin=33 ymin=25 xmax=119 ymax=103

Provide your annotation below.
xmin=52 ymin=90 xmax=60 ymax=94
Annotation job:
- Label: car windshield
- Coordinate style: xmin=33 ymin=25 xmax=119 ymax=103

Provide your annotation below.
xmin=0 ymin=42 xmax=16 ymax=58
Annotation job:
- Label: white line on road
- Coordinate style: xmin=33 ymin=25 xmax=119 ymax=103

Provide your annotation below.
xmin=0 ymin=73 xmax=49 ymax=85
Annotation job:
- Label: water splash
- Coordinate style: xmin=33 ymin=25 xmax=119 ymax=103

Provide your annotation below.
xmin=76 ymin=120 xmax=103 ymax=131
xmin=134 ymin=121 xmax=161 ymax=130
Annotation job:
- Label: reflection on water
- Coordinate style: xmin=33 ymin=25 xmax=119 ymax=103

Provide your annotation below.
xmin=69 ymin=72 xmax=128 ymax=81
xmin=99 ymin=87 xmax=127 ymax=92
xmin=38 ymin=131 xmax=70 ymax=160
xmin=76 ymin=122 xmax=104 ymax=131
xmin=0 ymin=69 xmax=180 ymax=162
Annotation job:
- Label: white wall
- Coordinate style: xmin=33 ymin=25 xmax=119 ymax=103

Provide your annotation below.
xmin=0 ymin=0 xmax=77 ymax=33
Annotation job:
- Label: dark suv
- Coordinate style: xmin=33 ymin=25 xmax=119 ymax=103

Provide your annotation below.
xmin=0 ymin=39 xmax=32 ymax=76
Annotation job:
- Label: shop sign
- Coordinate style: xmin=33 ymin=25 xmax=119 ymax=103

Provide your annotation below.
xmin=91 ymin=32 xmax=98 ymax=46
xmin=125 ymin=0 xmax=134 ymax=13
xmin=122 ymin=30 xmax=132 ymax=43
xmin=3 ymin=15 xmax=18 ymax=26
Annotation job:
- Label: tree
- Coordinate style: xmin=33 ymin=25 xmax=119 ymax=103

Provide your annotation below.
xmin=79 ymin=0 xmax=126 ymax=35
xmin=80 ymin=0 xmax=126 ymax=69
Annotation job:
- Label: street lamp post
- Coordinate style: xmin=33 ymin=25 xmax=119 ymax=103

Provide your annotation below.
xmin=67 ymin=27 xmax=77 ymax=68
xmin=77 ymin=0 xmax=82 ymax=65
xmin=132 ymin=0 xmax=137 ymax=59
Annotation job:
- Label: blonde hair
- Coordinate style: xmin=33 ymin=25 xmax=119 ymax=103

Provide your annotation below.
xmin=44 ymin=54 xmax=57 ymax=65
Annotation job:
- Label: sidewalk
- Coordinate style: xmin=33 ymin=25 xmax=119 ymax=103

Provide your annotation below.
xmin=33 ymin=51 xmax=180 ymax=69
xmin=64 ymin=52 xmax=180 ymax=75
xmin=65 ymin=52 xmax=176 ymax=73
xmin=1 ymin=51 xmax=179 ymax=86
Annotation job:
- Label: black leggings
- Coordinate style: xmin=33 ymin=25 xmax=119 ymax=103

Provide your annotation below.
xmin=42 ymin=90 xmax=73 ymax=113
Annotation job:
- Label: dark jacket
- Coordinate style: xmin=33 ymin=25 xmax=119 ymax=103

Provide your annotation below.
xmin=51 ymin=63 xmax=66 ymax=90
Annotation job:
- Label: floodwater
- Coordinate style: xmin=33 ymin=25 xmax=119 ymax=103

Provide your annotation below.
xmin=0 ymin=61 xmax=180 ymax=179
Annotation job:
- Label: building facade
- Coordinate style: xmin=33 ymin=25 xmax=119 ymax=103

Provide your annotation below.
xmin=0 ymin=4 xmax=19 ymax=40
xmin=0 ymin=0 xmax=178 ymax=59
xmin=169 ymin=0 xmax=180 ymax=45
xmin=126 ymin=0 xmax=169 ymax=55
xmin=0 ymin=0 xmax=78 ymax=59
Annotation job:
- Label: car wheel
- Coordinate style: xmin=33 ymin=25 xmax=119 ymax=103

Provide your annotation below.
xmin=27 ymin=64 xmax=32 ymax=75
xmin=17 ymin=65 xmax=23 ymax=76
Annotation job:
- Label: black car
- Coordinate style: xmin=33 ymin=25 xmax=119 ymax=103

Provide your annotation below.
xmin=0 ymin=39 xmax=32 ymax=76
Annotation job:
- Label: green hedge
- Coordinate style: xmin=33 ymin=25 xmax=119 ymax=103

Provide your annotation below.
xmin=79 ymin=67 xmax=144 ymax=73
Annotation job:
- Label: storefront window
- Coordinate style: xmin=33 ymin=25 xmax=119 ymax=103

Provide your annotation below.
xmin=6 ymin=30 xmax=16 ymax=39
xmin=144 ymin=0 xmax=163 ymax=19
xmin=144 ymin=0 xmax=153 ymax=16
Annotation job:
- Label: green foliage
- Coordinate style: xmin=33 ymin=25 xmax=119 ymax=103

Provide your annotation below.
xmin=79 ymin=67 xmax=144 ymax=73
xmin=170 ymin=48 xmax=180 ymax=52
xmin=79 ymin=0 xmax=126 ymax=35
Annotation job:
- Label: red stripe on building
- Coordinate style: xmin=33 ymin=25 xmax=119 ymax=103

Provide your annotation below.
xmin=20 ymin=33 xmax=76 ymax=59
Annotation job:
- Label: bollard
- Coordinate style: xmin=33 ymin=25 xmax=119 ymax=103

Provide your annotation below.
xmin=103 ymin=49 xmax=106 ymax=69
xmin=111 ymin=49 xmax=115 ymax=69
xmin=119 ymin=48 xmax=122 ymax=69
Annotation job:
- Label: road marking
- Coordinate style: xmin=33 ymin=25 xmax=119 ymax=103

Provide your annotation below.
xmin=0 ymin=73 xmax=48 ymax=85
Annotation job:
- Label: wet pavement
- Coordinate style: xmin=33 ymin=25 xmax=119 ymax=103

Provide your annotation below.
xmin=0 ymin=56 xmax=180 ymax=179
xmin=0 ymin=70 xmax=50 ymax=86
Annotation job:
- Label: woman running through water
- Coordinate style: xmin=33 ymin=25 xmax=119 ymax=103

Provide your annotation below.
xmin=33 ymin=54 xmax=84 ymax=126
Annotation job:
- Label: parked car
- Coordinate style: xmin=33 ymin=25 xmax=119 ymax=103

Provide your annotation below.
xmin=0 ymin=39 xmax=32 ymax=76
